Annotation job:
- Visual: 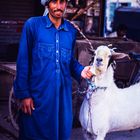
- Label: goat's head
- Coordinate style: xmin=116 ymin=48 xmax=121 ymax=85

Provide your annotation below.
xmin=90 ymin=45 xmax=129 ymax=76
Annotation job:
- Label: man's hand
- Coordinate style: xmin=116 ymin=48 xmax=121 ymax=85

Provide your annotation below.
xmin=21 ymin=98 xmax=35 ymax=115
xmin=81 ymin=66 xmax=93 ymax=79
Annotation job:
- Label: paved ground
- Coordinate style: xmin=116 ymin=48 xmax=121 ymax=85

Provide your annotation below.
xmin=1 ymin=100 xmax=140 ymax=140
xmin=1 ymin=122 xmax=140 ymax=140
xmin=0 ymin=101 xmax=18 ymax=140
xmin=71 ymin=128 xmax=140 ymax=140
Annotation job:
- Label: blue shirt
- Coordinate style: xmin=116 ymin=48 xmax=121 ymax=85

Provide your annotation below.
xmin=14 ymin=15 xmax=84 ymax=140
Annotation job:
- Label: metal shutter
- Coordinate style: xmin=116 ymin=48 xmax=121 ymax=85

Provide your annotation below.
xmin=0 ymin=0 xmax=34 ymax=61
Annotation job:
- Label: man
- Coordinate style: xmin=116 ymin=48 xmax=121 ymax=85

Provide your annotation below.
xmin=14 ymin=0 xmax=93 ymax=139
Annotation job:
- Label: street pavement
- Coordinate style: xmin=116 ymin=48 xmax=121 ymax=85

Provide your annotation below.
xmin=71 ymin=127 xmax=140 ymax=140
xmin=1 ymin=100 xmax=140 ymax=140
xmin=1 ymin=125 xmax=140 ymax=140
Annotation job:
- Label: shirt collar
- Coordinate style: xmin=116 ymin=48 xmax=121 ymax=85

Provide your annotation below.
xmin=59 ymin=20 xmax=69 ymax=31
xmin=45 ymin=14 xmax=69 ymax=31
xmin=45 ymin=14 xmax=53 ymax=28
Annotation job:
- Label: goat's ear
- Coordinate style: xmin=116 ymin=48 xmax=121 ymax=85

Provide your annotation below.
xmin=112 ymin=52 xmax=129 ymax=60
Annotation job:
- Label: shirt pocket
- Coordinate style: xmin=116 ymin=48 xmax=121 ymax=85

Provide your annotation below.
xmin=33 ymin=43 xmax=55 ymax=60
xmin=61 ymin=47 xmax=72 ymax=63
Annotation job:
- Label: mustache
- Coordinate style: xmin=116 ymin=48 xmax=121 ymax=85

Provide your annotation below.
xmin=54 ymin=9 xmax=64 ymax=13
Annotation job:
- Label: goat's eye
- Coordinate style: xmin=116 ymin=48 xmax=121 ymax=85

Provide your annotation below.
xmin=92 ymin=52 xmax=95 ymax=56
xmin=89 ymin=56 xmax=95 ymax=65
xmin=108 ymin=55 xmax=111 ymax=58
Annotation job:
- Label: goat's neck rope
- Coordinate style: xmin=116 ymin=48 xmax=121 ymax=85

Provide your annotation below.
xmin=67 ymin=19 xmax=94 ymax=51
xmin=86 ymin=77 xmax=107 ymax=101
xmin=85 ymin=94 xmax=93 ymax=134
xmin=86 ymin=75 xmax=108 ymax=134
xmin=86 ymin=85 xmax=107 ymax=134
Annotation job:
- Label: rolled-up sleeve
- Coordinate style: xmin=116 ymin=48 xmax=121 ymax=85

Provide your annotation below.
xmin=14 ymin=19 xmax=33 ymax=99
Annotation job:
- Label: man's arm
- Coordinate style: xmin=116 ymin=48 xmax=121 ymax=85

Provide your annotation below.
xmin=14 ymin=19 xmax=34 ymax=115
xmin=70 ymin=32 xmax=92 ymax=82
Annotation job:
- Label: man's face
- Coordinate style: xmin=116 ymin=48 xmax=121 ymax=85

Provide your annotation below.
xmin=48 ymin=0 xmax=67 ymax=19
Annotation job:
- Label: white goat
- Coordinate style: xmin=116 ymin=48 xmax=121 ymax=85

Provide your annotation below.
xmin=79 ymin=45 xmax=140 ymax=140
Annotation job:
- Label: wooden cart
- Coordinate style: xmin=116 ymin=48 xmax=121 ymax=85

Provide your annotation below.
xmin=0 ymin=63 xmax=19 ymax=131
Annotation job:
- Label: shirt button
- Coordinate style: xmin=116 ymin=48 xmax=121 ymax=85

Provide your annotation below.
xmin=56 ymin=40 xmax=58 ymax=43
xmin=56 ymin=69 xmax=60 ymax=73
xmin=56 ymin=60 xmax=59 ymax=62
xmin=56 ymin=50 xmax=59 ymax=53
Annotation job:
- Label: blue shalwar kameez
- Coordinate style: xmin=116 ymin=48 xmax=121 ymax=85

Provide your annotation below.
xmin=14 ymin=15 xmax=84 ymax=140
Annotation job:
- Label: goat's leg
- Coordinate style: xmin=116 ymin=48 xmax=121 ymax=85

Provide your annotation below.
xmin=95 ymin=135 xmax=105 ymax=140
xmin=83 ymin=131 xmax=95 ymax=140
xmin=83 ymin=133 xmax=93 ymax=140
xmin=95 ymin=132 xmax=106 ymax=140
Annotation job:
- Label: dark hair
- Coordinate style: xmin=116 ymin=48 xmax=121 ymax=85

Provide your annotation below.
xmin=45 ymin=0 xmax=67 ymax=5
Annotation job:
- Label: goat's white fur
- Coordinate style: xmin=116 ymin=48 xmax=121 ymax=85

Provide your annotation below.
xmin=79 ymin=45 xmax=140 ymax=140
